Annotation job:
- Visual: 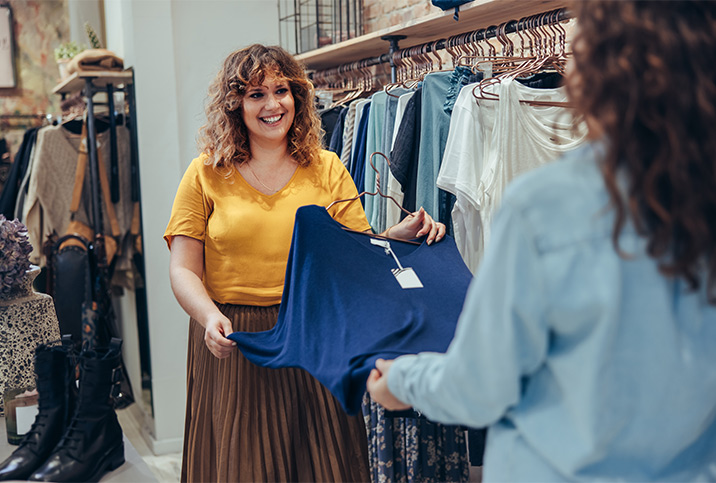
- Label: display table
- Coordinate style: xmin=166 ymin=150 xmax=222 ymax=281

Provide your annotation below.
xmin=0 ymin=417 xmax=157 ymax=482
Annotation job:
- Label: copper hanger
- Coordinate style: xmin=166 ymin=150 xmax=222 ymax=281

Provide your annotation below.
xmin=327 ymin=151 xmax=420 ymax=245
xmin=470 ymin=11 xmax=572 ymax=108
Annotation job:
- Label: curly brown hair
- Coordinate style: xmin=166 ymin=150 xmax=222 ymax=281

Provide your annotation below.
xmin=198 ymin=44 xmax=323 ymax=178
xmin=568 ymin=0 xmax=716 ymax=300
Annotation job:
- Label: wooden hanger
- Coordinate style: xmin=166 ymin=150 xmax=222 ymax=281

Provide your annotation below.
xmin=327 ymin=151 xmax=420 ymax=245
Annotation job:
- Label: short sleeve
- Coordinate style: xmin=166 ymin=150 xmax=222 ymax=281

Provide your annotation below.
xmin=163 ymin=158 xmax=211 ymax=249
xmin=437 ymin=83 xmax=485 ymax=209
xmin=324 ymin=151 xmax=372 ymax=232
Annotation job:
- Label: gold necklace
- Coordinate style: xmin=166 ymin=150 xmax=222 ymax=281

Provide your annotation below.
xmin=245 ymin=162 xmax=278 ymax=194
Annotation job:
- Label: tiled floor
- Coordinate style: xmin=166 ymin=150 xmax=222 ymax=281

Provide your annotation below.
xmin=117 ymin=408 xmax=182 ymax=482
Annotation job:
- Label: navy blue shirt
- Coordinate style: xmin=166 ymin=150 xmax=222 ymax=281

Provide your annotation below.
xmin=227 ymin=204 xmax=472 ymax=414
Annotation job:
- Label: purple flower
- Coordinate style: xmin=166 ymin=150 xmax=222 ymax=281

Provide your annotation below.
xmin=0 ymin=215 xmax=33 ymax=294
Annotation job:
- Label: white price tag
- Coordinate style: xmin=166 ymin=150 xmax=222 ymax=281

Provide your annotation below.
xmin=16 ymin=404 xmax=39 ymax=435
xmin=392 ymin=267 xmax=423 ymax=289
xmin=370 ymin=237 xmax=424 ymax=289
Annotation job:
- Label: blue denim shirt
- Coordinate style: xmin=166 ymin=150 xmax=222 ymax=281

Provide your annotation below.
xmin=389 ymin=142 xmax=716 ymax=481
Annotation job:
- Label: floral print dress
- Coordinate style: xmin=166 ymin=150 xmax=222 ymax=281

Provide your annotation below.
xmin=362 ymin=393 xmax=469 ymax=483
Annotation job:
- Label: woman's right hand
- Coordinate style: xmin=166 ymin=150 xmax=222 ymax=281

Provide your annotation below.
xmin=204 ymin=313 xmax=237 ymax=359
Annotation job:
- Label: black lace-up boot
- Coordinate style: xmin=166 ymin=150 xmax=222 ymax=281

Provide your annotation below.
xmin=29 ymin=338 xmax=125 ymax=482
xmin=0 ymin=336 xmax=77 ymax=481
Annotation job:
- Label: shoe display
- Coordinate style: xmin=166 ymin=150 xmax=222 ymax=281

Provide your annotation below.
xmin=29 ymin=338 xmax=126 ymax=482
xmin=0 ymin=336 xmax=77 ymax=481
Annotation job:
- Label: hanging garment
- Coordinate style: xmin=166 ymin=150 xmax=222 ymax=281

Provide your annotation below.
xmin=438 ymin=78 xmax=587 ymax=272
xmin=385 ymin=91 xmax=416 ymax=228
xmin=320 ymin=105 xmax=343 ymax=147
xmin=390 ymin=88 xmax=422 ymax=216
xmin=477 ymin=78 xmax=586 ymax=261
xmin=22 ymin=124 xmax=135 ymax=281
xmin=227 ymin=204 xmax=473 ymax=415
xmin=349 ymin=99 xmax=371 ymax=174
xmin=363 ymin=91 xmax=388 ymax=231
xmin=376 ymin=87 xmax=410 ymax=231
xmin=350 ymin=102 xmax=371 ymax=200
xmin=444 ymin=66 xmax=482 ymax=115
xmin=415 ymin=71 xmax=455 ymax=229
xmin=327 ymin=106 xmax=348 ymax=155
xmin=340 ymin=100 xmax=360 ymax=167
xmin=437 ymin=81 xmax=499 ymax=273
xmin=0 ymin=127 xmax=39 ymax=219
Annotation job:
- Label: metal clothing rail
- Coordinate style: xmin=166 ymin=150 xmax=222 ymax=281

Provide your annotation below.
xmin=312 ymin=7 xmax=572 ymax=83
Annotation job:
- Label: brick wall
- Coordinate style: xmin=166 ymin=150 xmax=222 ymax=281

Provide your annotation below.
xmin=0 ymin=0 xmax=69 ymax=163
xmin=363 ymin=0 xmax=435 ymax=34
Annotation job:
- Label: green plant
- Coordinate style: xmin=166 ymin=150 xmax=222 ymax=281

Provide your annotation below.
xmin=54 ymin=41 xmax=85 ymax=61
xmin=84 ymin=22 xmax=102 ymax=49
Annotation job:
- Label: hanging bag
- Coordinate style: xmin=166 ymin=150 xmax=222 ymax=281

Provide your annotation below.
xmin=51 ymin=120 xmax=134 ymax=408
xmin=53 ymin=121 xmax=120 ymax=339
xmin=60 ymin=122 xmax=121 ymax=265
xmin=431 ymin=0 xmax=474 ymax=21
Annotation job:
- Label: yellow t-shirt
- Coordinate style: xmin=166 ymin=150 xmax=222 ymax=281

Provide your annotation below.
xmin=164 ymin=150 xmax=371 ymax=306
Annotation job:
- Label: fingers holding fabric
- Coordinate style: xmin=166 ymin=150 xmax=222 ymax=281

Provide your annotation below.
xmin=204 ymin=314 xmax=237 ymax=359
xmin=366 ymin=358 xmax=411 ymax=411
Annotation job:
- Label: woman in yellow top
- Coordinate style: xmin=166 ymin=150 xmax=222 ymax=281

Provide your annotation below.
xmin=164 ymin=44 xmax=445 ymax=482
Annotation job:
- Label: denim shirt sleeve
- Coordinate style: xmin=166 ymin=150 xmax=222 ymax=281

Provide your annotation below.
xmin=388 ymin=195 xmax=549 ymax=427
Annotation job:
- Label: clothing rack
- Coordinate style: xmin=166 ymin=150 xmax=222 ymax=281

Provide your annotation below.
xmin=45 ymin=70 xmax=147 ymax=407
xmin=312 ymin=7 xmax=572 ymax=84
xmin=53 ymin=70 xmax=138 ymax=259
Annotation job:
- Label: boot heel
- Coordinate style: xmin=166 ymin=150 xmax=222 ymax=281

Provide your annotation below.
xmin=107 ymin=443 xmax=125 ymax=471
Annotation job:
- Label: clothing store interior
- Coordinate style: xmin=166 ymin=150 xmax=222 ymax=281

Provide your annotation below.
xmin=1 ymin=0 xmax=715 ymax=482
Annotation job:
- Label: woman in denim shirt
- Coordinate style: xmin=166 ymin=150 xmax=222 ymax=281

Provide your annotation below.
xmin=368 ymin=1 xmax=716 ymax=481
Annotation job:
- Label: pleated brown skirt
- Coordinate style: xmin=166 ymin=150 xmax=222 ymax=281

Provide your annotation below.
xmin=181 ymin=303 xmax=371 ymax=482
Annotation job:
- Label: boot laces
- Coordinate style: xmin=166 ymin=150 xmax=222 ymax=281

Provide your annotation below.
xmin=56 ymin=414 xmax=89 ymax=457
xmin=56 ymin=363 xmax=120 ymax=455
xmin=19 ymin=375 xmax=59 ymax=448
xmin=20 ymin=413 xmax=48 ymax=448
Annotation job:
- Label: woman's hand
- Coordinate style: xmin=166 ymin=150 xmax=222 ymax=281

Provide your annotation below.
xmin=204 ymin=313 xmax=237 ymax=359
xmin=384 ymin=207 xmax=446 ymax=245
xmin=366 ymin=359 xmax=411 ymax=411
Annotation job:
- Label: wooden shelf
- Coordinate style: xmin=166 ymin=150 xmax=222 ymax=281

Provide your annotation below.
xmin=296 ymin=0 xmax=567 ymax=71
xmin=52 ymin=69 xmax=133 ymax=95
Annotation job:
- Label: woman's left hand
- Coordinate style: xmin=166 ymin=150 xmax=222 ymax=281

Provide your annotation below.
xmin=385 ymin=207 xmax=446 ymax=245
xmin=366 ymin=359 xmax=411 ymax=411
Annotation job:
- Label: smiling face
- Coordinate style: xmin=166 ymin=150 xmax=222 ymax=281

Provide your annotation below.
xmin=241 ymin=74 xmax=295 ymax=148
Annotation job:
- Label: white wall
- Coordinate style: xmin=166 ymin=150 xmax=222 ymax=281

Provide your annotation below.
xmin=68 ymin=0 xmax=105 ymax=47
xmin=104 ymin=0 xmax=279 ymax=454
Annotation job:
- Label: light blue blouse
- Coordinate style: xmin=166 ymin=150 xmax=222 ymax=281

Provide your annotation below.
xmin=388 ymin=142 xmax=716 ymax=482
